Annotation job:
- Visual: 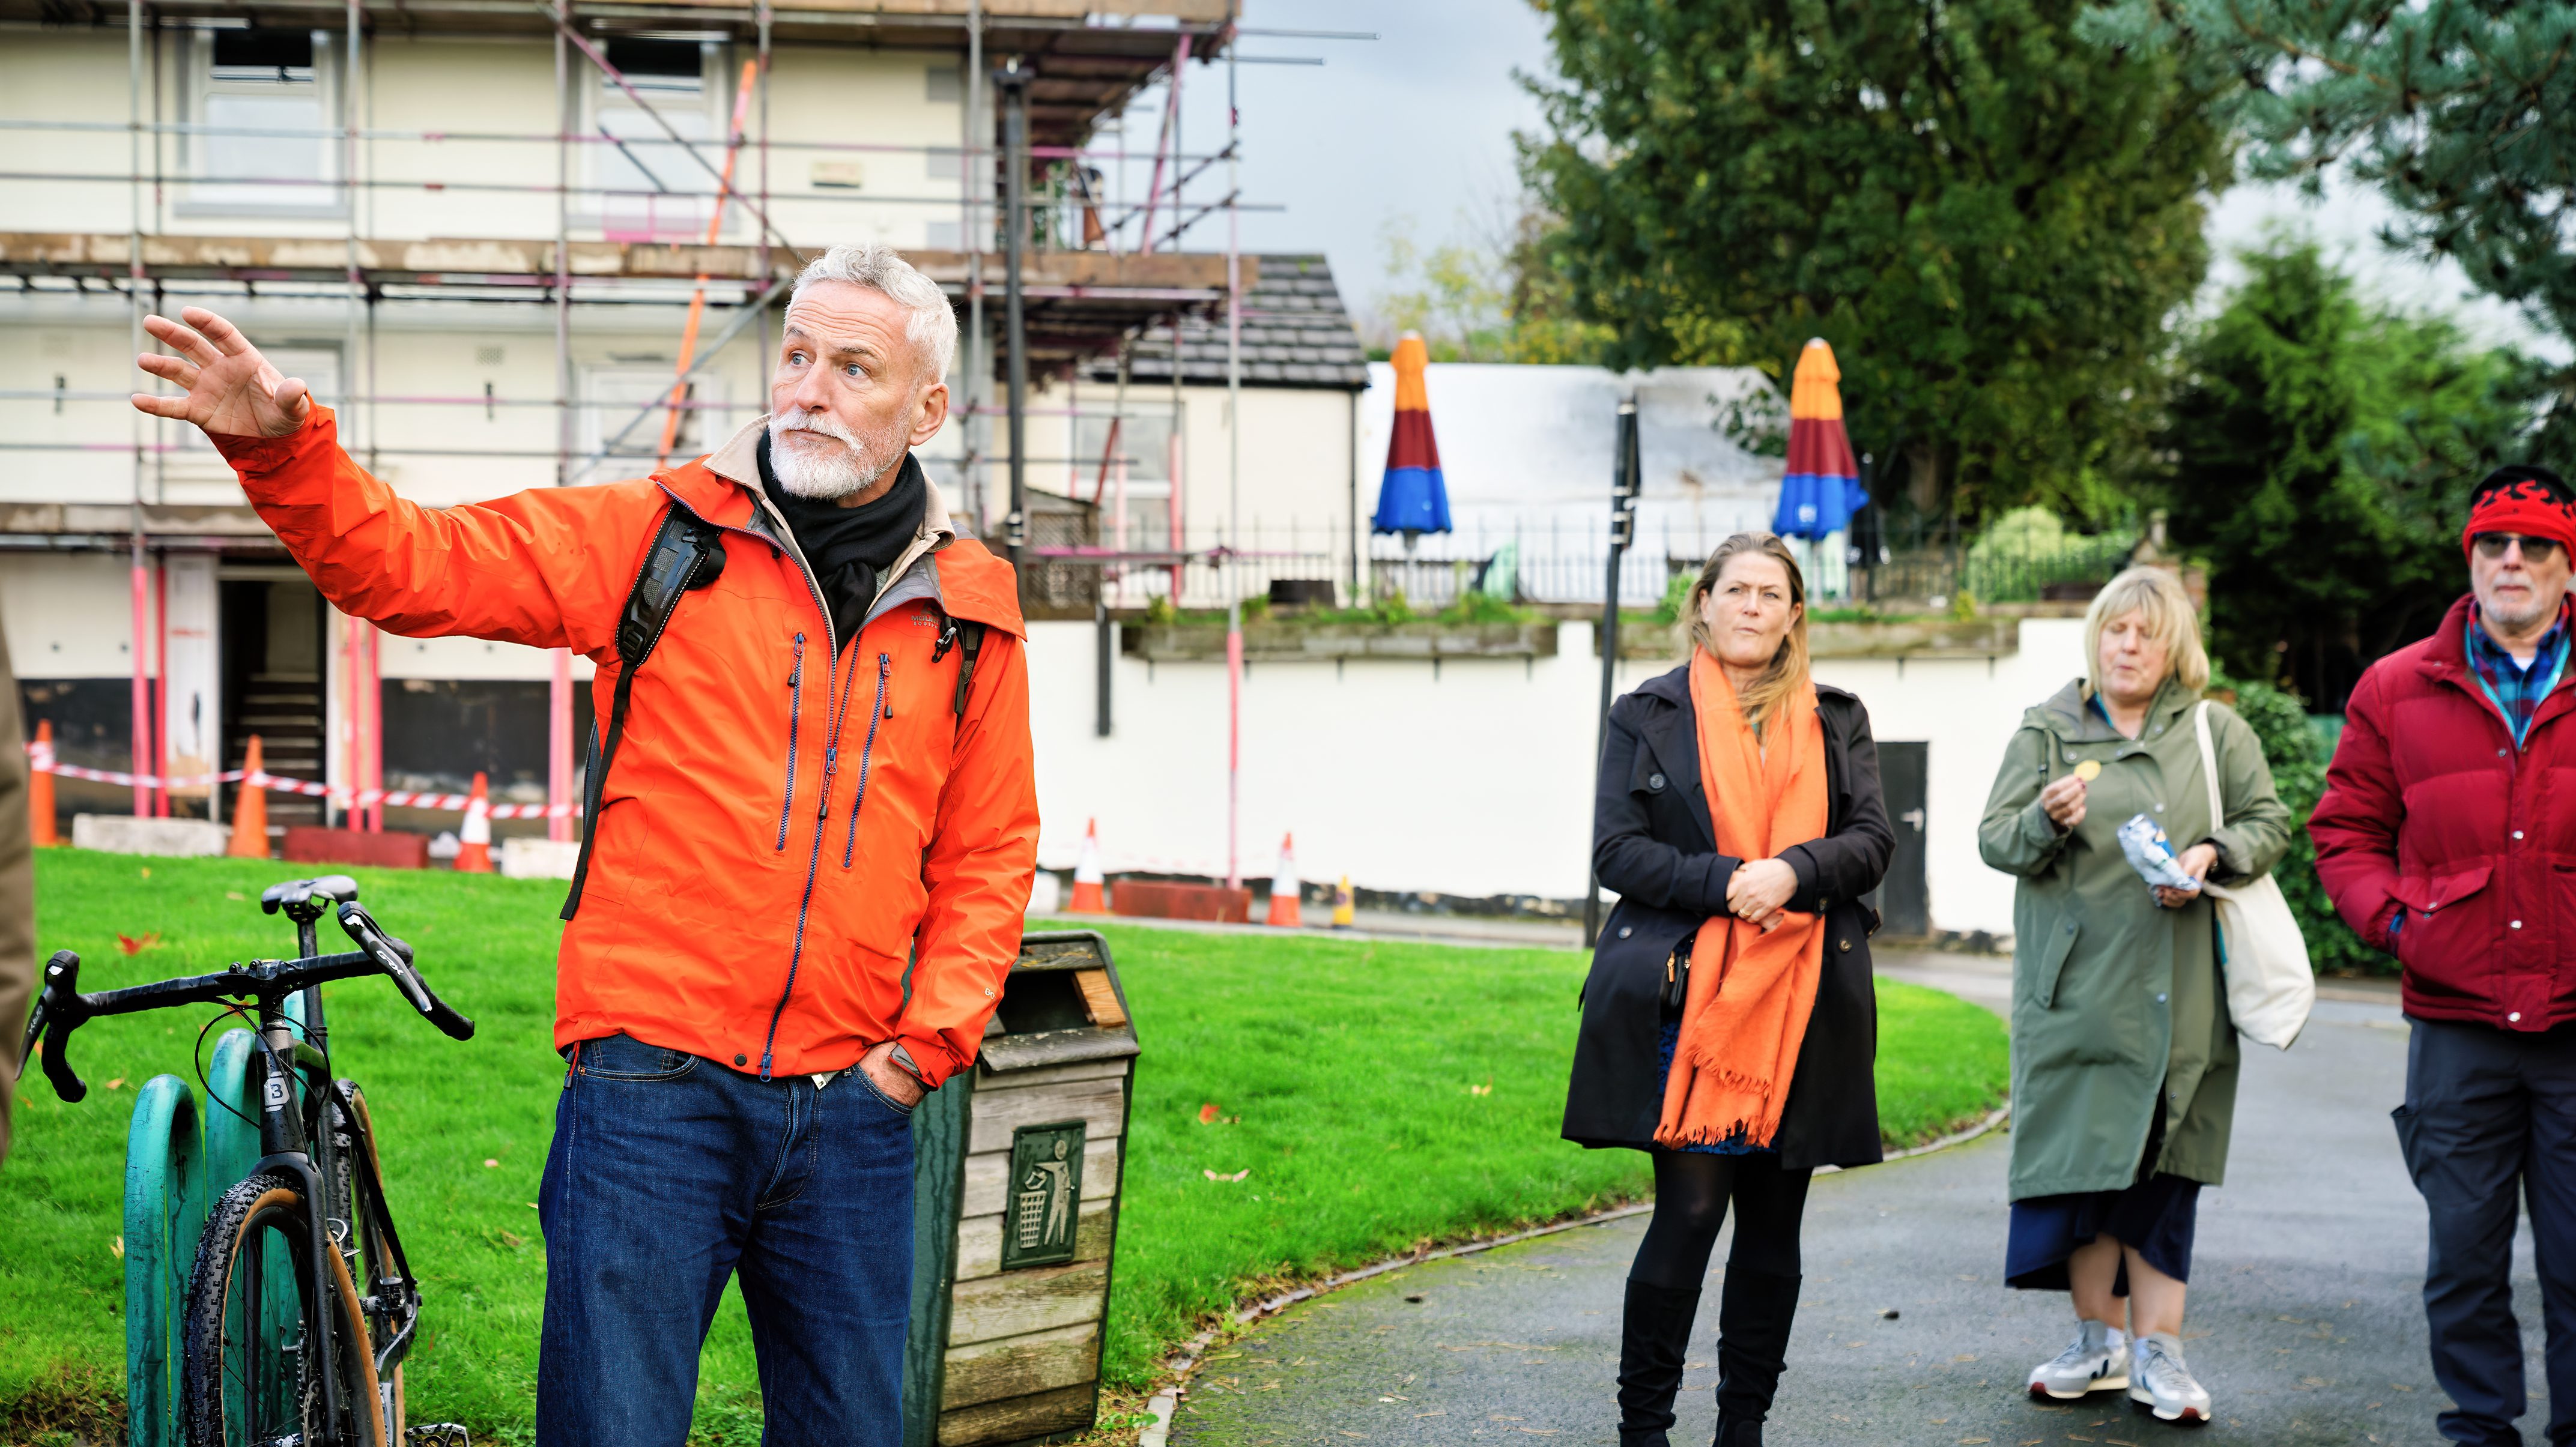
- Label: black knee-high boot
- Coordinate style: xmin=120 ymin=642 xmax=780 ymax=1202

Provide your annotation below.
xmin=1616 ymin=1278 xmax=1703 ymax=1447
xmin=1712 ymin=1267 xmax=1801 ymax=1446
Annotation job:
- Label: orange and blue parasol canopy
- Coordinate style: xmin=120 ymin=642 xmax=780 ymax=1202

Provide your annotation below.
xmin=1770 ymin=338 xmax=1870 ymax=540
xmin=1371 ymin=333 xmax=1452 ymax=536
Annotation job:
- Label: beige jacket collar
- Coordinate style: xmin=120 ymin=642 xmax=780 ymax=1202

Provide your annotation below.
xmin=705 ymin=413 xmax=957 ymax=578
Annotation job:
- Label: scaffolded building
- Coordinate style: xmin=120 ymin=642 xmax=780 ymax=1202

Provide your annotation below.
xmin=0 ymin=0 xmax=1259 ymax=854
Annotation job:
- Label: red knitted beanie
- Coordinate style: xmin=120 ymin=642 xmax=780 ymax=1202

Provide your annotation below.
xmin=2464 ymin=465 xmax=2576 ymax=562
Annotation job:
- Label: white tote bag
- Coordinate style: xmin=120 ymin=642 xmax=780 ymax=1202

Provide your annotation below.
xmin=2195 ymin=701 xmax=2315 ymax=1050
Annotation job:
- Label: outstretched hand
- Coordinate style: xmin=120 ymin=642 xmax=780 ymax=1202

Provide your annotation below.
xmin=131 ymin=306 xmax=314 ymax=439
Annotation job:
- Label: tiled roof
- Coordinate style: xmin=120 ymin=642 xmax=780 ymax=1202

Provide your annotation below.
xmin=1080 ymin=253 xmax=1369 ymax=391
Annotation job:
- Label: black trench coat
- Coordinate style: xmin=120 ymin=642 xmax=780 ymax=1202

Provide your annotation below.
xmin=1562 ymin=664 xmax=1895 ymax=1171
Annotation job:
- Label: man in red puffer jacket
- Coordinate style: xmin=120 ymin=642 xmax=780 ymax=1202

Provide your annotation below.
xmin=2311 ymin=464 xmax=2576 ymax=1447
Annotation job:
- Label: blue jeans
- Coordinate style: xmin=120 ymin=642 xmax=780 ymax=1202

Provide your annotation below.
xmin=2396 ymin=1017 xmax=2576 ymax=1447
xmin=536 ymin=1033 xmax=917 ymax=1447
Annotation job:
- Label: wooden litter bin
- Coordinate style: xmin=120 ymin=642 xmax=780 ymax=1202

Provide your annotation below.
xmin=905 ymin=929 xmax=1138 ymax=1447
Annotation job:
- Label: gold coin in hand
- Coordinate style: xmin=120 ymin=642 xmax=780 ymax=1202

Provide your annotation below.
xmin=2073 ymin=760 xmax=2102 ymax=782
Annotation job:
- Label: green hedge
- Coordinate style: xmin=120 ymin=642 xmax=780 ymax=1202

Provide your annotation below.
xmin=2215 ymin=670 xmax=2390 ymax=976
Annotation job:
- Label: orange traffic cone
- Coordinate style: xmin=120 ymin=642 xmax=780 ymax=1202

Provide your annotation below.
xmin=226 ymin=734 xmax=270 ymax=859
xmin=1268 ymin=833 xmax=1302 ymax=928
xmin=27 ymin=719 xmax=57 ymax=847
xmin=455 ymin=771 xmax=494 ymax=873
xmin=1068 ymin=818 xmax=1108 ymax=913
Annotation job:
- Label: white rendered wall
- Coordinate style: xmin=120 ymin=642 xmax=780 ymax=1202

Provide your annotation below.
xmin=1025 ymin=616 xmax=2086 ymax=940
xmin=0 ymin=554 xmax=135 ymax=678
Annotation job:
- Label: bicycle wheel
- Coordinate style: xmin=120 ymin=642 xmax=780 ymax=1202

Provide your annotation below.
xmin=183 ymin=1168 xmax=387 ymax=1447
xmin=330 ymin=1083 xmax=406 ymax=1437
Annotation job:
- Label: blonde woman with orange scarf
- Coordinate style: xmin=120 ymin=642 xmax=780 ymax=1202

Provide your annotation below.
xmin=1566 ymin=534 xmax=1896 ymax=1447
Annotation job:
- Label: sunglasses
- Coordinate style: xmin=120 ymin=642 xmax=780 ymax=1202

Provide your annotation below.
xmin=2473 ymin=533 xmax=2565 ymax=562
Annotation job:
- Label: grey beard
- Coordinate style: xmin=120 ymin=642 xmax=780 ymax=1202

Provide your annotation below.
xmin=769 ymin=411 xmax=905 ymax=500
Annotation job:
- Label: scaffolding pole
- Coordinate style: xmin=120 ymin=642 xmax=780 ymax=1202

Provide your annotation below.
xmin=548 ymin=8 xmax=576 ymax=844
xmin=998 ymin=59 xmax=1029 ymax=575
xmin=756 ymin=0 xmax=772 ymax=376
xmin=1223 ymin=24 xmax=1241 ymax=893
xmin=964 ymin=0 xmax=984 ymax=527
xmin=127 ymin=0 xmax=152 ymax=820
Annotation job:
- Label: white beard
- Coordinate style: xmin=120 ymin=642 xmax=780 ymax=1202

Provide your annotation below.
xmin=769 ymin=407 xmax=907 ymax=500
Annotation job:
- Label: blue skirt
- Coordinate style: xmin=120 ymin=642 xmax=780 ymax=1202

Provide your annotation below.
xmin=2004 ymin=1093 xmax=2200 ymax=1290
xmin=1656 ymin=1018 xmax=1774 ymax=1157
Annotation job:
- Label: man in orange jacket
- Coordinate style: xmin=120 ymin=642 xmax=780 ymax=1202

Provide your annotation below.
xmin=133 ymin=243 xmax=1038 ymax=1445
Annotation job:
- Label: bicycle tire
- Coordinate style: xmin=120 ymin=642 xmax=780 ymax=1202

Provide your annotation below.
xmin=332 ymin=1083 xmax=406 ymax=1437
xmin=182 ymin=1168 xmax=387 ymax=1447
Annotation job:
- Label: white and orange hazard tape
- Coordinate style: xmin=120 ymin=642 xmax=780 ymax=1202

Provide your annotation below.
xmin=23 ymin=740 xmax=574 ymax=819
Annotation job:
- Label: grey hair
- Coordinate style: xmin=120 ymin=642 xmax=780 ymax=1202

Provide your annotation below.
xmin=787 ymin=242 xmax=959 ymax=384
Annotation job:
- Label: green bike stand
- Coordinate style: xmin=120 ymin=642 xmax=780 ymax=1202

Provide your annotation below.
xmin=124 ymin=1075 xmax=204 ymax=1447
xmin=125 ymin=997 xmax=311 ymax=1443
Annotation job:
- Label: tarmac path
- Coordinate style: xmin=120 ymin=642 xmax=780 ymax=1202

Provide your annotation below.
xmin=1167 ymin=955 xmax=2553 ymax=1447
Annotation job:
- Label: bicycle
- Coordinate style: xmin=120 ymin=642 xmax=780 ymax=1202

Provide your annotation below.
xmin=19 ymin=874 xmax=477 ymax=1447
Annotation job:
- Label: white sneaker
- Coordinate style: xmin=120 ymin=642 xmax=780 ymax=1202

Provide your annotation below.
xmin=2126 ymin=1332 xmax=2211 ymax=1424
xmin=2026 ymin=1319 xmax=2129 ymax=1400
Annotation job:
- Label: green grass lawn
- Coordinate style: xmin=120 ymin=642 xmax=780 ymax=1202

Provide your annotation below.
xmin=0 ymin=850 xmax=2007 ymax=1443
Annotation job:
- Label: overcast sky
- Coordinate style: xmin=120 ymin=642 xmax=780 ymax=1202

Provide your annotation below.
xmin=1097 ymin=0 xmax=1554 ymax=319
xmin=1096 ymin=1 xmax=2557 ymax=361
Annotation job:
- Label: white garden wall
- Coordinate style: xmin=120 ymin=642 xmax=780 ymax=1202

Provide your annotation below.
xmin=1023 ymin=617 xmax=2087 ymax=941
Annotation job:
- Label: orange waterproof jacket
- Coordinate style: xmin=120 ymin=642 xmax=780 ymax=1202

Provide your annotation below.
xmin=214 ymin=408 xmax=1037 ymax=1086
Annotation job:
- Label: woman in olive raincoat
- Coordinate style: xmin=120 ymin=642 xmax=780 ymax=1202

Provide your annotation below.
xmin=1978 ymin=566 xmax=2290 ymax=1427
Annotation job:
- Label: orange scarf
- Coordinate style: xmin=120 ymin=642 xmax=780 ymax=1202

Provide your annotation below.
xmin=1657 ymin=649 xmax=1830 ymax=1150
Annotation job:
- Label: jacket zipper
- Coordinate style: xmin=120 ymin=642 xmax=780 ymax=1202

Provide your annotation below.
xmin=841 ymin=653 xmax=892 ymax=868
xmin=763 ymin=662 xmax=856 ymax=1079
xmin=775 ymin=632 xmax=805 ymax=851
xmin=664 ymin=481 xmax=847 ymax=1081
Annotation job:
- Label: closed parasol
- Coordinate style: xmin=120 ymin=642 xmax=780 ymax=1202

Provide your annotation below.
xmin=1769 ymin=338 xmax=1870 ymax=540
xmin=1371 ymin=332 xmax=1452 ymax=541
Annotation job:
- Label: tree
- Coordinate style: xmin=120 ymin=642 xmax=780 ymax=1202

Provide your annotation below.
xmin=2100 ymin=0 xmax=2576 ymax=442
xmin=1520 ymin=0 xmax=2232 ymax=528
xmin=2160 ymin=242 xmax=2542 ymax=707
xmin=1366 ymin=207 xmax=1613 ymax=364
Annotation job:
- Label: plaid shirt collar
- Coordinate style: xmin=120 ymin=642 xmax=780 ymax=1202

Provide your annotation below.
xmin=2466 ymin=600 xmax=2573 ymax=748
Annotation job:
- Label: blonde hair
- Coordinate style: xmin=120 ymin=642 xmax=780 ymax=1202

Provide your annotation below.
xmin=1685 ymin=533 xmax=1811 ymax=737
xmin=2083 ymin=565 xmax=2210 ymax=695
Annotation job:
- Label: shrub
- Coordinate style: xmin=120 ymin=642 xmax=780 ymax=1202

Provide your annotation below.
xmin=1655 ymin=569 xmax=1696 ymax=625
xmin=1437 ymin=590 xmax=1526 ymax=626
xmin=2215 ymin=668 xmax=2388 ymax=976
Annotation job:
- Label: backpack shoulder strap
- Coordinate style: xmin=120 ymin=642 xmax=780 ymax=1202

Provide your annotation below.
xmin=953 ymin=620 xmax=987 ymax=719
xmin=562 ymin=504 xmax=728 ymax=920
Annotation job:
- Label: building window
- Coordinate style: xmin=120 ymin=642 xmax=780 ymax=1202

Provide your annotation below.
xmin=1072 ymin=408 xmax=1177 ymax=552
xmin=589 ymin=38 xmax=728 ymax=243
xmin=581 ymin=364 xmax=730 ymax=476
xmin=183 ymin=27 xmax=342 ymax=217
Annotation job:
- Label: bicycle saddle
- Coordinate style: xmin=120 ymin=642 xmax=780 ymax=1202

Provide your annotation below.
xmin=261 ymin=875 xmax=360 ymax=917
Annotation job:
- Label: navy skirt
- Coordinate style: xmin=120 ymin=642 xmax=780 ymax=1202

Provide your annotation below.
xmin=2005 ymin=1092 xmax=2201 ymax=1291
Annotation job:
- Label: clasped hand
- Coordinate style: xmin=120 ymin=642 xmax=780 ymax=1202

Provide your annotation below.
xmin=1726 ymin=857 xmax=1798 ymax=934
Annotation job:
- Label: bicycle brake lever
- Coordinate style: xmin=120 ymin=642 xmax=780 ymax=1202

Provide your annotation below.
xmin=26 ymin=951 xmax=86 ymax=1102
xmin=338 ymin=904 xmax=474 ymax=1042
xmin=14 ymin=988 xmax=41 ymax=1083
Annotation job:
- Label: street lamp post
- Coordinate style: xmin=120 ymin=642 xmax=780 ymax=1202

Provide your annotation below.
xmin=1584 ymin=397 xmax=1642 ymax=950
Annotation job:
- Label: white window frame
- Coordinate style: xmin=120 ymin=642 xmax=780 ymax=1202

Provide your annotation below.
xmin=581 ymin=40 xmax=734 ymax=243
xmin=177 ymin=26 xmax=346 ymax=220
xmin=580 ymin=362 xmax=733 ymax=476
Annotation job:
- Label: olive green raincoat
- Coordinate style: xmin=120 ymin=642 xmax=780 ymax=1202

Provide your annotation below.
xmin=1978 ymin=675 xmax=2292 ymax=1201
